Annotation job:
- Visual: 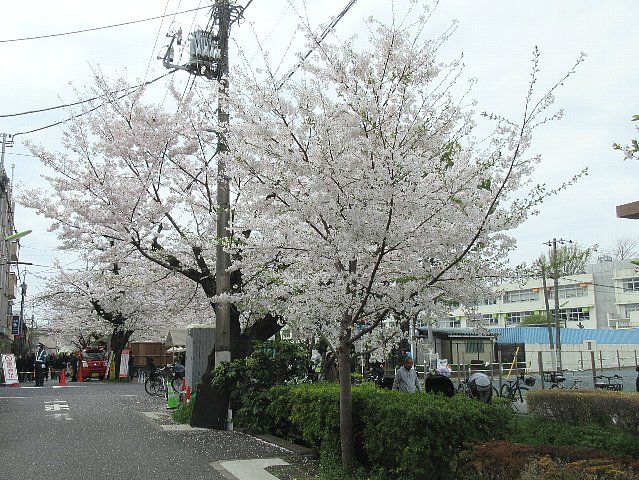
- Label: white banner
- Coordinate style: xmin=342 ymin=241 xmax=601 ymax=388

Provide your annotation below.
xmin=1 ymin=354 xmax=19 ymax=385
xmin=119 ymin=350 xmax=130 ymax=379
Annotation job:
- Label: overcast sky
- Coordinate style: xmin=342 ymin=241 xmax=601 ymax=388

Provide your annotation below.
xmin=0 ymin=0 xmax=637 ymax=318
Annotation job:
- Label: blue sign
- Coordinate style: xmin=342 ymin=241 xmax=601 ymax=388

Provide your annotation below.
xmin=11 ymin=316 xmax=19 ymax=336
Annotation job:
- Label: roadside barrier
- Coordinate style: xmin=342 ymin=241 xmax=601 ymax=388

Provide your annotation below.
xmin=59 ymin=368 xmax=67 ymax=386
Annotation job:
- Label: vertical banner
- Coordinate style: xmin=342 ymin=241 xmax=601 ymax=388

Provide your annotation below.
xmin=11 ymin=316 xmax=20 ymax=336
xmin=119 ymin=350 xmax=130 ymax=379
xmin=105 ymin=351 xmax=115 ymax=380
xmin=1 ymin=354 xmax=19 ymax=385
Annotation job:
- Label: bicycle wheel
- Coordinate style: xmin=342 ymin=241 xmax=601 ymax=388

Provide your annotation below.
xmin=549 ymin=383 xmax=559 ymax=389
xmin=517 ymin=386 xmax=529 ymax=402
xmin=171 ymin=377 xmax=181 ymax=393
xmin=144 ymin=377 xmax=159 ymax=396
xmin=500 ymin=383 xmax=511 ymax=400
xmin=156 ymin=377 xmax=167 ymax=397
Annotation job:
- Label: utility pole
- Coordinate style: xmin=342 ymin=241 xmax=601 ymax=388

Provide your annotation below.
xmin=214 ymin=0 xmax=232 ymax=369
xmin=18 ymin=270 xmax=27 ymax=355
xmin=544 ymin=238 xmax=573 ymax=371
xmin=0 ymin=133 xmax=13 ymax=170
xmin=540 ymin=265 xmax=556 ymax=371
xmin=159 ymin=0 xmax=244 ymax=430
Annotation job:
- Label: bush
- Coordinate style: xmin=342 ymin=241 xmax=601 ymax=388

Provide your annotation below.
xmin=172 ymin=397 xmax=195 ymax=424
xmin=456 ymin=441 xmax=639 ymax=480
xmin=265 ymin=382 xmax=514 ymax=480
xmin=527 ymin=389 xmax=639 ymax=434
xmin=211 ymin=340 xmax=312 ymax=431
xmin=512 ymin=414 xmax=639 ymax=458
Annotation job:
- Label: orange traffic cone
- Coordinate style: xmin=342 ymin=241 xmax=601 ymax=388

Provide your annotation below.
xmin=185 ymin=386 xmax=191 ymax=403
xmin=180 ymin=377 xmax=186 ymax=392
xmin=59 ymin=368 xmax=67 ymax=386
xmin=77 ymin=365 xmax=84 ymax=382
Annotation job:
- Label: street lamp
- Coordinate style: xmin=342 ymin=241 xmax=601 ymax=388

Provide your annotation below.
xmin=4 ymin=229 xmax=32 ymax=242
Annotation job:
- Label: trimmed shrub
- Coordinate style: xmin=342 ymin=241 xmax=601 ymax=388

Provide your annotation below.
xmin=456 ymin=441 xmax=639 ymax=480
xmin=512 ymin=415 xmax=639 ymax=458
xmin=527 ymin=389 xmax=639 ymax=434
xmin=266 ymin=382 xmax=514 ymax=480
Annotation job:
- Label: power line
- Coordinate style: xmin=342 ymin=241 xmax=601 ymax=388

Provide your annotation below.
xmin=12 ymin=70 xmax=176 ymax=138
xmin=0 ymin=74 xmax=173 ymax=119
xmin=278 ymin=0 xmax=358 ymax=89
xmin=0 ymin=5 xmax=212 ymax=44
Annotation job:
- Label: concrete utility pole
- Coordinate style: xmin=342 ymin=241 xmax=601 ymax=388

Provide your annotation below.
xmin=18 ymin=270 xmax=27 ymax=354
xmin=214 ymin=0 xmax=232 ymax=368
xmin=0 ymin=133 xmax=13 ymax=170
xmin=544 ymin=237 xmax=573 ymax=371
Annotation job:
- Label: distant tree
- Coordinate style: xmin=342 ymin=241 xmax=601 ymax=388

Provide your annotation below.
xmin=520 ymin=313 xmax=547 ymax=326
xmin=607 ymin=235 xmax=639 ymax=261
xmin=537 ymin=243 xmax=594 ymax=277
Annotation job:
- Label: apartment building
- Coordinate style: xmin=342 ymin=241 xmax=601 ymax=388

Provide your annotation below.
xmin=0 ymin=167 xmax=17 ymax=345
xmin=448 ymin=260 xmax=639 ymax=330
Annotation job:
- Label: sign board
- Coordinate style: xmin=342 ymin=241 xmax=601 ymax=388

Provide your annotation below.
xmin=119 ymin=350 xmax=130 ymax=379
xmin=1 ymin=354 xmax=19 ymax=385
xmin=11 ymin=315 xmax=20 ymax=336
xmin=437 ymin=359 xmax=449 ymax=368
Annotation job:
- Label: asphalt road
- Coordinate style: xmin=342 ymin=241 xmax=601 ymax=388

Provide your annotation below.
xmin=0 ymin=379 xmax=289 ymax=479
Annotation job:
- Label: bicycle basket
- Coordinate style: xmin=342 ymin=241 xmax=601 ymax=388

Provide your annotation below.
xmin=524 ymin=376 xmax=536 ymax=387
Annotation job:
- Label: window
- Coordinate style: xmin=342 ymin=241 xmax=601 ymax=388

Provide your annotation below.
xmin=504 ymin=289 xmax=538 ymax=303
xmin=438 ymin=319 xmax=461 ymax=328
xmin=622 ymin=278 xmax=639 ymax=292
xmin=466 ymin=341 xmax=485 ymax=354
xmin=505 ymin=311 xmax=533 ymax=325
xmin=558 ymin=308 xmax=590 ymax=322
xmin=474 ymin=297 xmax=497 ymax=306
xmin=549 ymin=284 xmax=587 ymax=299
xmin=625 ymin=304 xmax=639 ymax=318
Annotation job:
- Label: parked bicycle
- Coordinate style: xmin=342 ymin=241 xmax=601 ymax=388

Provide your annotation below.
xmin=500 ymin=371 xmax=535 ymax=402
xmin=594 ymin=374 xmax=623 ymax=391
xmin=543 ymin=370 xmax=583 ymax=389
xmin=143 ymin=359 xmax=183 ymax=397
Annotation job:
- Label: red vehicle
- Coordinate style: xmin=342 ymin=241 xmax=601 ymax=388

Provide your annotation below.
xmin=80 ymin=348 xmax=107 ymax=381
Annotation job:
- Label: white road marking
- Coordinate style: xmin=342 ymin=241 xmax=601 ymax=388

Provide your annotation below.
xmin=0 ymin=396 xmax=27 ymax=399
xmin=44 ymin=401 xmax=70 ymax=412
xmin=214 ymin=458 xmax=289 ymax=480
xmin=45 ymin=413 xmax=72 ymax=421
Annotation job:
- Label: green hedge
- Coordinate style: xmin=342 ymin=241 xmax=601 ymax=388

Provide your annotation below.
xmin=456 ymin=441 xmax=639 ymax=480
xmin=527 ymin=389 xmax=639 ymax=434
xmin=266 ymin=382 xmax=514 ymax=480
xmin=512 ymin=414 xmax=639 ymax=458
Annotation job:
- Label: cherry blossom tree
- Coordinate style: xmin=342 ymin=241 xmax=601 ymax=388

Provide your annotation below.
xmin=20 ymin=77 xmax=280 ymax=426
xmin=36 ymin=255 xmax=209 ymax=372
xmin=228 ymin=16 xmax=584 ymax=467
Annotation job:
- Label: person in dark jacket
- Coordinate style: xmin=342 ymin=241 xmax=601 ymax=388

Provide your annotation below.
xmin=34 ymin=344 xmax=47 ymax=387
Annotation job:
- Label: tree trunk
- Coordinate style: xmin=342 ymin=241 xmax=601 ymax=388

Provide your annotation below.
xmin=189 ymin=308 xmax=281 ymax=428
xmin=338 ymin=338 xmax=355 ymax=470
xmin=190 ymin=346 xmax=230 ymax=429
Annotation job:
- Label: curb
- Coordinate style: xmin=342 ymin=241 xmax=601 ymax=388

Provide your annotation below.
xmin=252 ymin=433 xmax=316 ymax=457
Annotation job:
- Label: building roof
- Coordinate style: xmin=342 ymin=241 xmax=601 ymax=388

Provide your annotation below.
xmin=490 ymin=327 xmax=639 ymax=345
xmin=417 ymin=327 xmax=495 ymax=339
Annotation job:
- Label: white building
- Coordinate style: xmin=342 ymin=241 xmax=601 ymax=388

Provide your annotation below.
xmin=448 ymin=260 xmax=639 ymax=330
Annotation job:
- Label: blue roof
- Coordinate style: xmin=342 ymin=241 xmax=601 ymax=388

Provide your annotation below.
xmin=490 ymin=327 xmax=639 ymax=345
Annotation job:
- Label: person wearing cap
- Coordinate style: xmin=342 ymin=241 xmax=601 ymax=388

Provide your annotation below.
xmin=34 ymin=344 xmax=47 ymax=387
xmin=392 ymin=354 xmax=421 ymax=393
